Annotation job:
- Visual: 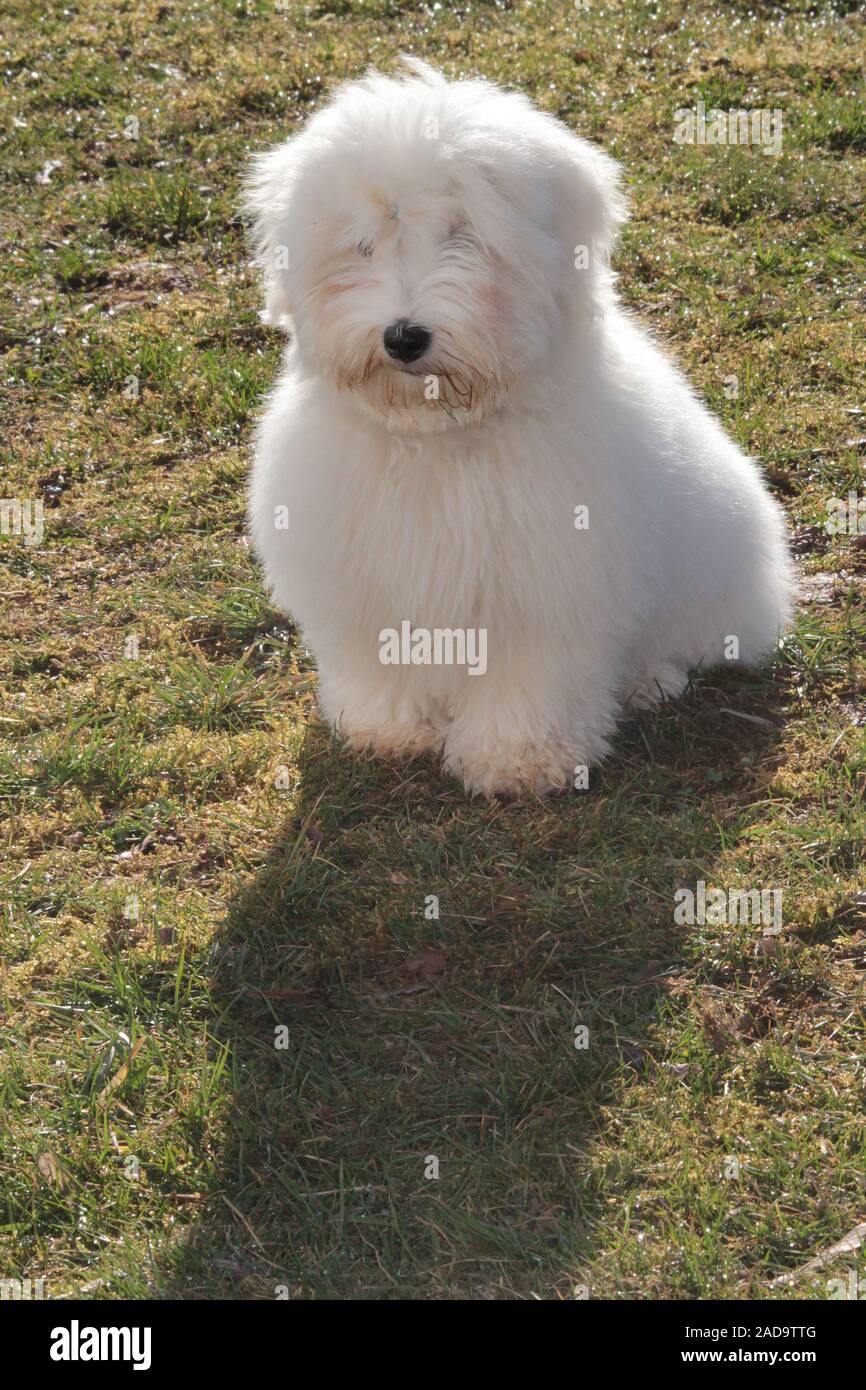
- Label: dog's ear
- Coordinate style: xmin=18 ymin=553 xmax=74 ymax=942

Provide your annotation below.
xmin=244 ymin=135 xmax=304 ymax=328
xmin=547 ymin=128 xmax=627 ymax=279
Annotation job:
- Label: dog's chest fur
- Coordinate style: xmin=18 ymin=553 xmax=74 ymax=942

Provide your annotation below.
xmin=334 ymin=421 xmax=584 ymax=634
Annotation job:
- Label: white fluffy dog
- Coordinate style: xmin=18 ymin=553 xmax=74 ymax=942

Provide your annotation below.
xmin=246 ymin=59 xmax=793 ymax=797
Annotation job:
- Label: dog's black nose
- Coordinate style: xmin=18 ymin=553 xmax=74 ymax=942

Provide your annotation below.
xmin=383 ymin=319 xmax=431 ymax=364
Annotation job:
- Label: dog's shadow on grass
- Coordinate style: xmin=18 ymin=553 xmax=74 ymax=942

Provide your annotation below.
xmin=157 ymin=673 xmax=786 ymax=1299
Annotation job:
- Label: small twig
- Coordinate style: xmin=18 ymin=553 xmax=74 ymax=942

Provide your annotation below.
xmin=719 ymin=708 xmax=777 ymax=730
xmin=769 ymin=1220 xmax=866 ymax=1288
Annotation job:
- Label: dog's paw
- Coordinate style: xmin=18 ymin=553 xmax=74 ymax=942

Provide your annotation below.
xmin=442 ymin=743 xmax=573 ymax=799
xmin=341 ymin=720 xmax=443 ymax=762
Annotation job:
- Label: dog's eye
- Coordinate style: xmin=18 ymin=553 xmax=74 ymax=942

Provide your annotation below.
xmin=357 ymin=240 xmax=374 ymax=258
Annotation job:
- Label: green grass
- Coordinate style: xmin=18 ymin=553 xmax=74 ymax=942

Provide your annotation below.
xmin=1 ymin=0 xmax=865 ymax=1301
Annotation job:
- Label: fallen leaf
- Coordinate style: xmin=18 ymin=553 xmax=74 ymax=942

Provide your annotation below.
xmin=97 ymin=1035 xmax=147 ymax=1104
xmin=37 ymin=1151 xmax=69 ymax=1190
xmin=404 ymin=950 xmax=446 ymax=981
xmin=735 ymin=1004 xmax=775 ymax=1041
xmin=754 ymin=935 xmax=780 ymax=957
xmin=700 ymin=1009 xmax=738 ymax=1053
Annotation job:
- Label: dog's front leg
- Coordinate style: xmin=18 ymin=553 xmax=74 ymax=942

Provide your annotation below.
xmin=441 ymin=654 xmax=618 ymax=799
xmin=317 ymin=665 xmax=445 ymax=762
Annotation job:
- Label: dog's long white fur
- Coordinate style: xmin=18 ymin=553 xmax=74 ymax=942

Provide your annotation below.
xmin=246 ymin=59 xmax=794 ymax=797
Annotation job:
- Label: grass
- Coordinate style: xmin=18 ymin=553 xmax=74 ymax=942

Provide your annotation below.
xmin=1 ymin=0 xmax=865 ymax=1301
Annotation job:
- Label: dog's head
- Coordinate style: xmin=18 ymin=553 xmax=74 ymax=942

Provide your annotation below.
xmin=246 ymin=58 xmax=626 ymax=431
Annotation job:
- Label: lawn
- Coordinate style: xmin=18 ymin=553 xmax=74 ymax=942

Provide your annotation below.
xmin=1 ymin=0 xmax=865 ymax=1300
